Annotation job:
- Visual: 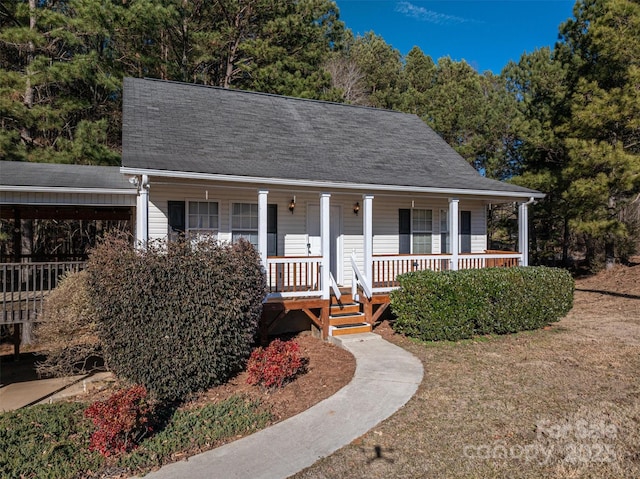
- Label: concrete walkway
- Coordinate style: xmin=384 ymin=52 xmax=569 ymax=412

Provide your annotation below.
xmin=143 ymin=333 xmax=423 ymax=479
xmin=0 ymin=372 xmax=114 ymax=412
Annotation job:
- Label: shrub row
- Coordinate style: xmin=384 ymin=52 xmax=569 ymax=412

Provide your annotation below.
xmin=86 ymin=234 xmax=266 ymax=401
xmin=390 ymin=267 xmax=574 ymax=341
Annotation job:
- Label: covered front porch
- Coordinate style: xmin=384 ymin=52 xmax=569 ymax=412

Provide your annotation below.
xmin=257 ymin=192 xmax=532 ymax=299
xmin=259 ymin=191 xmax=532 ymax=339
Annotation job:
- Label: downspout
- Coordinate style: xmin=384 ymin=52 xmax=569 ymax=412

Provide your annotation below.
xmin=518 ymin=197 xmax=535 ymax=266
xmin=132 ymin=175 xmax=149 ymax=247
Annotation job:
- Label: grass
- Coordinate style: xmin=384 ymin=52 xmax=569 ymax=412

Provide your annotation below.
xmin=0 ymin=395 xmax=271 ymax=479
xmin=0 ymin=402 xmax=102 ymax=479
xmin=293 ymin=286 xmax=640 ymax=479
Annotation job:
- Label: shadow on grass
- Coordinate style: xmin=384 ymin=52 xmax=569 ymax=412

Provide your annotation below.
xmin=576 ymin=288 xmax=640 ymax=300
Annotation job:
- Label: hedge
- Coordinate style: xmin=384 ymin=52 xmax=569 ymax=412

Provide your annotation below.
xmin=390 ymin=267 xmax=574 ymax=341
xmin=86 ymin=234 xmax=266 ymax=401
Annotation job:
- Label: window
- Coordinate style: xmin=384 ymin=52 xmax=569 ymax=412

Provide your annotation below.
xmin=399 ymin=209 xmax=433 ymax=254
xmin=230 ymin=203 xmax=277 ymax=255
xmin=440 ymin=209 xmax=450 ymax=254
xmin=412 ymin=209 xmax=433 ymax=254
xmin=187 ymin=201 xmax=219 ymax=236
xmin=232 ymin=203 xmax=259 ymax=247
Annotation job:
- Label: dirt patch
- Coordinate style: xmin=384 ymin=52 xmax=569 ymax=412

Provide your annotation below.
xmin=188 ymin=332 xmax=355 ymax=422
xmin=294 ymin=264 xmax=640 ymax=479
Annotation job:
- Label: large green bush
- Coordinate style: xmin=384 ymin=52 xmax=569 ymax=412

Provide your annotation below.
xmin=390 ymin=267 xmax=574 ymax=341
xmin=86 ymin=235 xmax=266 ymax=401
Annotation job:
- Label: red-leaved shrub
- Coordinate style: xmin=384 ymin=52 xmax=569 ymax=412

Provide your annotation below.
xmin=246 ymin=339 xmax=307 ymax=389
xmin=84 ymin=385 xmax=153 ymax=457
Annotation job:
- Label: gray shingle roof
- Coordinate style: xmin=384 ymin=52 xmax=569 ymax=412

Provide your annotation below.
xmin=122 ymin=78 xmax=539 ymax=196
xmin=0 ymin=161 xmax=136 ymax=190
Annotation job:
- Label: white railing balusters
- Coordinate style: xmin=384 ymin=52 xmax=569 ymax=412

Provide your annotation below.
xmin=370 ymin=252 xmax=523 ymax=293
xmin=266 ymin=256 xmax=323 ymax=299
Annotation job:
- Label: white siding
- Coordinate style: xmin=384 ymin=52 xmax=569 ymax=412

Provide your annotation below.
xmin=370 ymin=197 xmax=451 ymax=255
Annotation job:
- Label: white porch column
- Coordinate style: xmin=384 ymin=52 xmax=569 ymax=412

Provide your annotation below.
xmin=320 ymin=193 xmax=331 ymax=300
xmin=135 ymin=175 xmax=149 ymax=247
xmin=258 ymin=189 xmax=269 ymax=270
xmin=449 ymin=198 xmax=459 ymax=270
xmin=518 ymin=200 xmax=530 ymax=266
xmin=363 ymin=194 xmax=374 ymax=292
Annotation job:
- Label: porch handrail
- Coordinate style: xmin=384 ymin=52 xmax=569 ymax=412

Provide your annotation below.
xmin=267 ymin=255 xmax=322 ymax=262
xmin=351 ymin=253 xmax=372 ymax=300
xmin=329 ymin=272 xmax=341 ymax=301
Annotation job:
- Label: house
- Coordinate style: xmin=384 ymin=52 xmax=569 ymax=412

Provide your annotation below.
xmin=120 ymin=77 xmax=544 ymax=339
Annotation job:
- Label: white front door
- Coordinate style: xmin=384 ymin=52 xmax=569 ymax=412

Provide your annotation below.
xmin=307 ymin=204 xmax=342 ymax=284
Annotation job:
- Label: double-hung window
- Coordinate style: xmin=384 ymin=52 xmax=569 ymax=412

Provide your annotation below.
xmin=412 ymin=209 xmax=433 ymax=254
xmin=399 ymin=208 xmax=433 ymax=254
xmin=231 ymin=203 xmax=278 ymax=255
xmin=231 ymin=203 xmax=259 ymax=247
xmin=187 ymin=201 xmax=219 ymax=237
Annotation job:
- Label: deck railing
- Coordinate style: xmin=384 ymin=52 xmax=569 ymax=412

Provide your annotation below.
xmin=266 ymin=256 xmax=323 ymax=298
xmin=371 ymin=251 xmax=522 ymax=292
xmin=458 ymin=252 xmax=522 ymax=269
xmin=1 ymin=261 xmax=87 ymax=324
xmin=372 ymin=254 xmax=450 ymax=292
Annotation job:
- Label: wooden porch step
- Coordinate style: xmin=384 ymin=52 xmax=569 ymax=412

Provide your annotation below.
xmin=329 ymin=311 xmax=366 ymax=326
xmin=330 ymin=322 xmax=372 ymax=336
xmin=329 ymin=302 xmax=361 ymax=315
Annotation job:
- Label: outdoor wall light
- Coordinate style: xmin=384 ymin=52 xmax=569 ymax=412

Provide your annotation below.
xmin=289 ymin=196 xmax=296 ymax=214
xmin=353 ymin=201 xmax=360 ymax=216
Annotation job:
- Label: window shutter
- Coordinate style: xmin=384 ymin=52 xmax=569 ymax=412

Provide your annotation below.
xmin=167 ymin=201 xmax=185 ymax=240
xmin=399 ymin=209 xmax=411 ymax=254
xmin=461 ymin=210 xmax=471 ymax=253
xmin=267 ymin=204 xmax=277 ymax=256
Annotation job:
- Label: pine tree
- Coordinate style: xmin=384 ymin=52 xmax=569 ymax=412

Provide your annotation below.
xmin=557 ymin=0 xmax=640 ymax=268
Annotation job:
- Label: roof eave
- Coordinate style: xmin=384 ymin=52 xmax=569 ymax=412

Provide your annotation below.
xmin=0 ymin=186 xmax=138 ymax=195
xmin=120 ymin=167 xmax=545 ymax=200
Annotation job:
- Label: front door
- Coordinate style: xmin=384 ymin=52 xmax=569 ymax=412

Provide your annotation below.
xmin=307 ymin=204 xmax=342 ymax=283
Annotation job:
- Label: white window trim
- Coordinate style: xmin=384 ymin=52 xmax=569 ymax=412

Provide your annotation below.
xmin=411 ymin=208 xmax=433 ymax=254
xmin=230 ymin=202 xmax=259 ymax=246
xmin=186 ymin=199 xmax=220 ymax=237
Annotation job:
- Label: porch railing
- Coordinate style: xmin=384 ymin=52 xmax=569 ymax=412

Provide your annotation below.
xmin=266 ymin=256 xmax=322 ymax=298
xmin=1 ymin=261 xmax=87 ymax=324
xmin=371 ymin=251 xmax=522 ymax=292
xmin=372 ymin=254 xmax=450 ymax=292
xmin=458 ymin=252 xmax=522 ymax=269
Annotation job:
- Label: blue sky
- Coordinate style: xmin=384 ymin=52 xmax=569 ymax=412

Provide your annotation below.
xmin=335 ymin=0 xmax=576 ymax=74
